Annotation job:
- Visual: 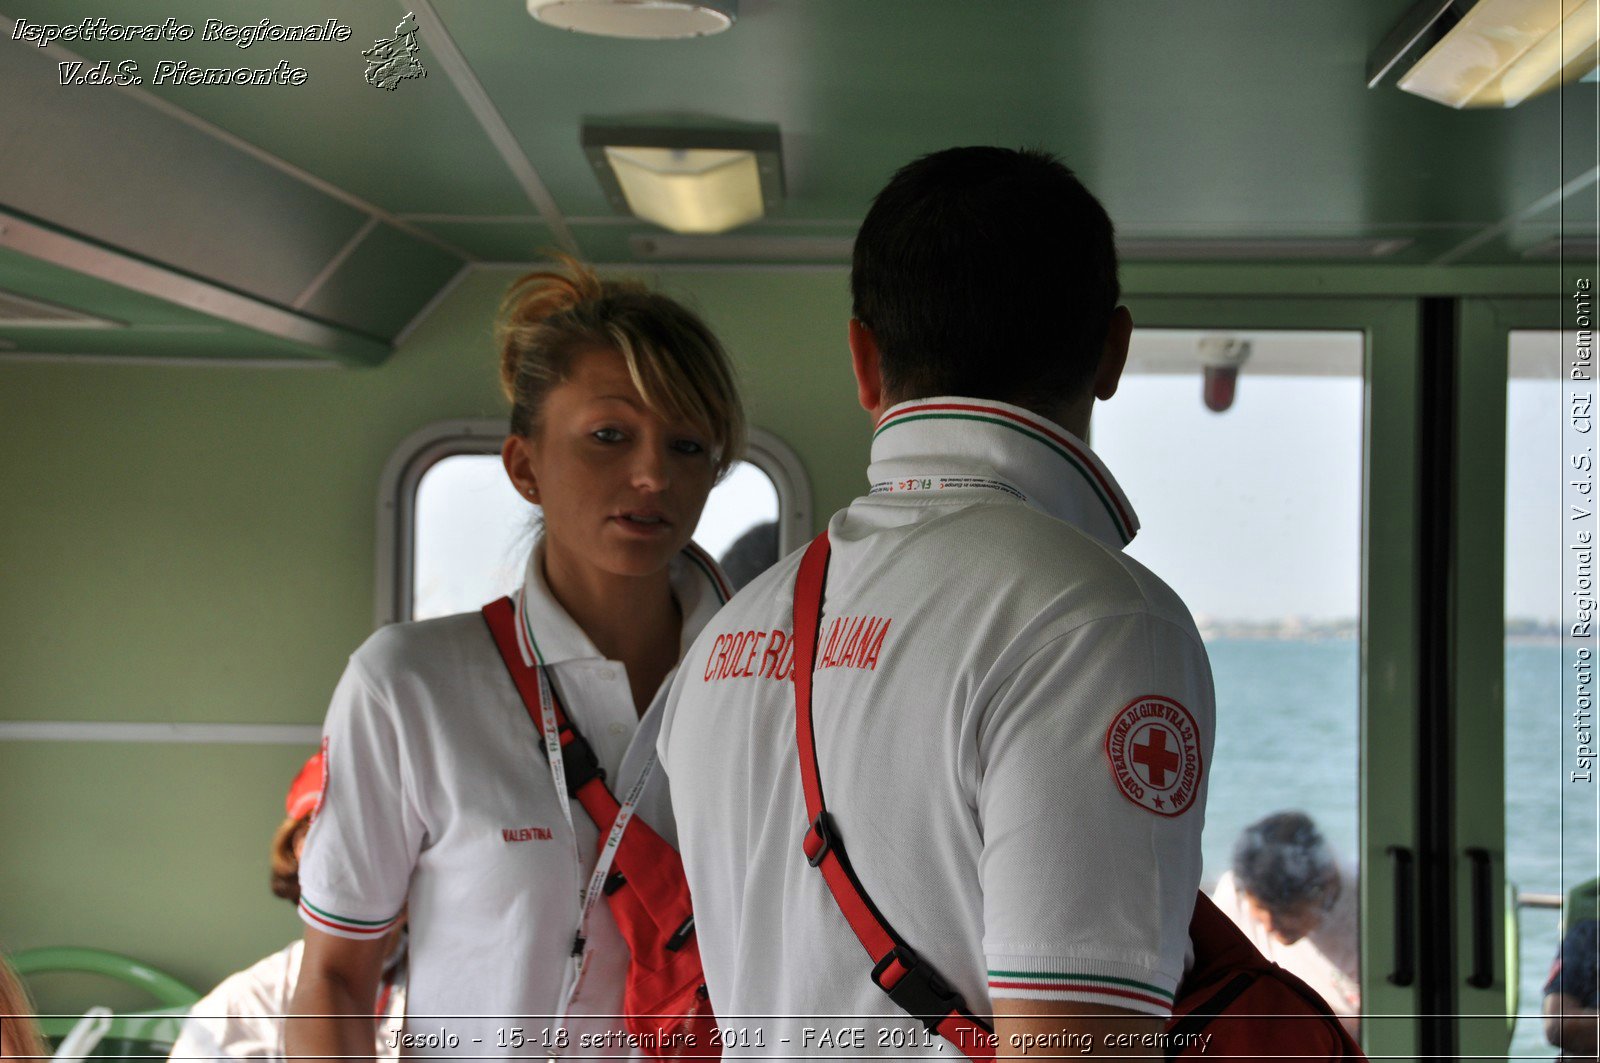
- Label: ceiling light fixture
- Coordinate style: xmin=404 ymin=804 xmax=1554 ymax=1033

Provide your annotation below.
xmin=582 ymin=124 xmax=782 ymax=234
xmin=1390 ymin=0 xmax=1599 ymax=108
xmin=526 ymin=0 xmax=736 ymax=40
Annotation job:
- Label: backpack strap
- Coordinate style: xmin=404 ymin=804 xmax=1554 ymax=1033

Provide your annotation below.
xmin=791 ymin=532 xmax=996 ymax=1059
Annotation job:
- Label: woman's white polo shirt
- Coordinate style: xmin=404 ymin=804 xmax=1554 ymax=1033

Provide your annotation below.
xmin=298 ymin=540 xmax=731 ymax=1055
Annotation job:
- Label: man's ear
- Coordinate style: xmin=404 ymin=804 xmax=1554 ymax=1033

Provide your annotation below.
xmin=501 ymin=434 xmax=540 ymax=504
xmin=1093 ymin=306 xmax=1134 ymax=401
xmin=848 ymin=318 xmax=885 ymax=417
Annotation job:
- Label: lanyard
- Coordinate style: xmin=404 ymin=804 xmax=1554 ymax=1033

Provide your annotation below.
xmin=515 ymin=589 xmax=656 ymax=1032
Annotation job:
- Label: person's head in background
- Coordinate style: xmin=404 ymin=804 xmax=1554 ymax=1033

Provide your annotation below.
xmin=848 ymin=145 xmax=1132 ymax=437
xmin=0 ymin=952 xmax=47 ymax=1060
xmin=270 ymin=751 xmax=324 ymax=904
xmin=718 ymin=521 xmax=779 ymax=592
xmin=1232 ymin=810 xmax=1341 ymax=946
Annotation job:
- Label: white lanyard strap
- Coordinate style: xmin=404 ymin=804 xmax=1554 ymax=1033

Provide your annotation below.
xmin=518 ymin=591 xmax=658 ymax=1038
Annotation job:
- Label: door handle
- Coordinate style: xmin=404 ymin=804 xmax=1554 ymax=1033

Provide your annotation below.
xmin=1388 ymin=845 xmax=1415 ymax=987
xmin=1465 ymin=847 xmax=1494 ymax=989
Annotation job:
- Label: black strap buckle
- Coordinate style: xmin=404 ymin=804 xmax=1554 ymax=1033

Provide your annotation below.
xmin=557 ymin=728 xmax=606 ymax=796
xmin=806 ymin=812 xmax=839 ymax=867
xmin=872 ymin=946 xmax=959 ymax=1032
xmin=665 ymin=915 xmax=696 ymax=952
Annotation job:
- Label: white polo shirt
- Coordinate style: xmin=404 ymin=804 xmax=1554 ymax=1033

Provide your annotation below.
xmin=298 ymin=539 xmax=731 ymax=1056
xmin=167 ymin=939 xmax=405 ymax=1061
xmin=659 ymin=396 xmax=1215 ymax=1055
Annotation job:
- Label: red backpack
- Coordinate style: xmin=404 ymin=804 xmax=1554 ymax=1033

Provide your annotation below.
xmin=484 ymin=597 xmax=716 ymax=1060
xmin=791 ymin=532 xmax=1367 ymax=1062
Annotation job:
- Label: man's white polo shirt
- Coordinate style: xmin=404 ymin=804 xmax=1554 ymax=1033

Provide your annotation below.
xmin=297 ymin=539 xmax=731 ymax=1055
xmin=659 ymin=396 xmax=1215 ymax=1054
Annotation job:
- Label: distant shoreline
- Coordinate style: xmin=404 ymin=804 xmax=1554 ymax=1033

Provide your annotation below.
xmin=1196 ymin=619 xmax=1562 ymax=642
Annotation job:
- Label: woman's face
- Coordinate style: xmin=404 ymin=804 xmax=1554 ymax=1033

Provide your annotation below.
xmin=505 ymin=347 xmax=718 ymax=581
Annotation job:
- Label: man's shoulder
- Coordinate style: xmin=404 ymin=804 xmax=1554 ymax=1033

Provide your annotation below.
xmin=918 ymin=504 xmax=1202 ymax=637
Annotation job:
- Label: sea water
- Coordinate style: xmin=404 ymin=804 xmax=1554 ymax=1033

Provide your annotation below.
xmin=1201 ymin=638 xmax=1593 ymax=1060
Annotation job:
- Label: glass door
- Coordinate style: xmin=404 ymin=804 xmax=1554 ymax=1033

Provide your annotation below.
xmin=1464 ymin=305 xmax=1600 ymax=1060
xmin=1097 ymin=297 xmax=1423 ymax=1059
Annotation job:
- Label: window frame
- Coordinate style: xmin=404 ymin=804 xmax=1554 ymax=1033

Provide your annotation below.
xmin=374 ymin=418 xmax=811 ymax=626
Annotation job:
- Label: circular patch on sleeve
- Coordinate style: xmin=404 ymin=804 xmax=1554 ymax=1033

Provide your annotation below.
xmin=1104 ymin=695 xmax=1204 ymax=817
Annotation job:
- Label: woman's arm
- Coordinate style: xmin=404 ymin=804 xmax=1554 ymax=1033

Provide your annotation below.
xmin=286 ymin=928 xmax=393 ymax=1062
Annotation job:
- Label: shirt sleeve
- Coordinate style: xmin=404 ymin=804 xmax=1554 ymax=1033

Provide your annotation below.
xmin=1546 ymin=919 xmax=1600 ymax=1007
xmin=296 ymin=642 xmax=421 ymax=940
xmin=976 ymin=610 xmax=1214 ymax=1018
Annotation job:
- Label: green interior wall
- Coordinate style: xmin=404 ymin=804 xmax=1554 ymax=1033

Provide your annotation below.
xmin=0 ymin=267 xmax=868 ymax=1008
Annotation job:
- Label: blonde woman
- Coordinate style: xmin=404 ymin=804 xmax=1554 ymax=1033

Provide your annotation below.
xmin=289 ymin=259 xmax=743 ymax=1059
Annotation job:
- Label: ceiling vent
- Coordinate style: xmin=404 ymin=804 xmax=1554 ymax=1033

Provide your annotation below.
xmin=0 ymin=289 xmax=122 ymax=328
xmin=1117 ymin=238 xmax=1413 ymax=260
xmin=1522 ymin=237 xmax=1600 ymax=259
xmin=630 ymin=234 xmax=853 ymax=260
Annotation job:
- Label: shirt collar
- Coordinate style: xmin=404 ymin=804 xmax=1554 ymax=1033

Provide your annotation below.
xmin=867 ymin=396 xmax=1140 ymax=549
xmin=513 ymin=536 xmax=734 ymax=668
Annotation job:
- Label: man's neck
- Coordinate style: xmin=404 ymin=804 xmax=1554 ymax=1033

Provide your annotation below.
xmin=874 ymin=393 xmax=1092 ymax=439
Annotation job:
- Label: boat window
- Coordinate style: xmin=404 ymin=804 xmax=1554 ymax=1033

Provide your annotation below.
xmin=380 ymin=421 xmax=807 ymax=623
xmin=1093 ymin=329 xmax=1365 ymax=1036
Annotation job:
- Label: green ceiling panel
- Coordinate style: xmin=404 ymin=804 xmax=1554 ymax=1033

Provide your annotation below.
xmin=412 ymin=220 xmax=559 ymax=262
xmin=0 ymin=37 xmax=370 ymax=306
xmin=0 ymin=0 xmax=534 ymax=216
xmin=296 ymin=222 xmax=464 ymax=340
xmin=0 ymin=245 xmax=211 ymax=326
xmin=2 ymin=0 xmax=1594 ymax=359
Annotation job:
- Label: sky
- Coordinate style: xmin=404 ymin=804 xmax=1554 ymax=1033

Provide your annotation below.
xmin=412 ymin=329 xmax=1573 ymax=624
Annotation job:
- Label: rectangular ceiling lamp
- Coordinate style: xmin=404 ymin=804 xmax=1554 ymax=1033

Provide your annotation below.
xmin=582 ymin=125 xmax=783 ymax=234
xmin=1398 ymin=0 xmax=1599 ymax=107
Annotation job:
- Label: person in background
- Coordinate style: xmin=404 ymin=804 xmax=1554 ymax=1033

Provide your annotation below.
xmin=1211 ymin=810 xmax=1360 ymax=1038
xmin=168 ymin=752 xmax=405 ymax=1061
xmin=0 ymin=951 xmax=48 ymax=1060
xmin=718 ymin=520 xmax=778 ymax=591
xmin=1543 ymin=877 xmax=1599 ymax=1062
xmin=289 ymin=257 xmax=745 ymax=1059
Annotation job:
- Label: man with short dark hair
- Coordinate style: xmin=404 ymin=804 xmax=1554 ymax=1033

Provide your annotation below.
xmin=1212 ymin=811 xmax=1360 ymax=1037
xmin=660 ymin=146 xmax=1215 ymax=1058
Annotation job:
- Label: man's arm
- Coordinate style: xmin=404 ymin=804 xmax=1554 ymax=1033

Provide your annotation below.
xmin=286 ymin=928 xmax=391 ymax=1062
xmin=995 ymin=1000 xmax=1164 ymax=1059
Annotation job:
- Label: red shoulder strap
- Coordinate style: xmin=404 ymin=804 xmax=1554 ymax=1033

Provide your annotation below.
xmin=482 ymin=596 xmax=622 ymax=829
xmin=791 ymin=532 xmax=997 ymax=1060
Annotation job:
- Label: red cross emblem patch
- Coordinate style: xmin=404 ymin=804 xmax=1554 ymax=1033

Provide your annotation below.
xmin=1104 ymin=695 xmax=1203 ymax=817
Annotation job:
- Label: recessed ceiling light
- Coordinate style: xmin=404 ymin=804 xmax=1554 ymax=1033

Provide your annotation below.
xmin=527 ymin=0 xmax=736 ymax=39
xmin=1397 ymin=0 xmax=1600 ymax=107
xmin=583 ymin=124 xmax=782 ymax=234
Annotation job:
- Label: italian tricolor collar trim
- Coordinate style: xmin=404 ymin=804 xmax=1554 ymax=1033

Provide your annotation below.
xmin=871 ymin=397 xmax=1139 ymax=547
